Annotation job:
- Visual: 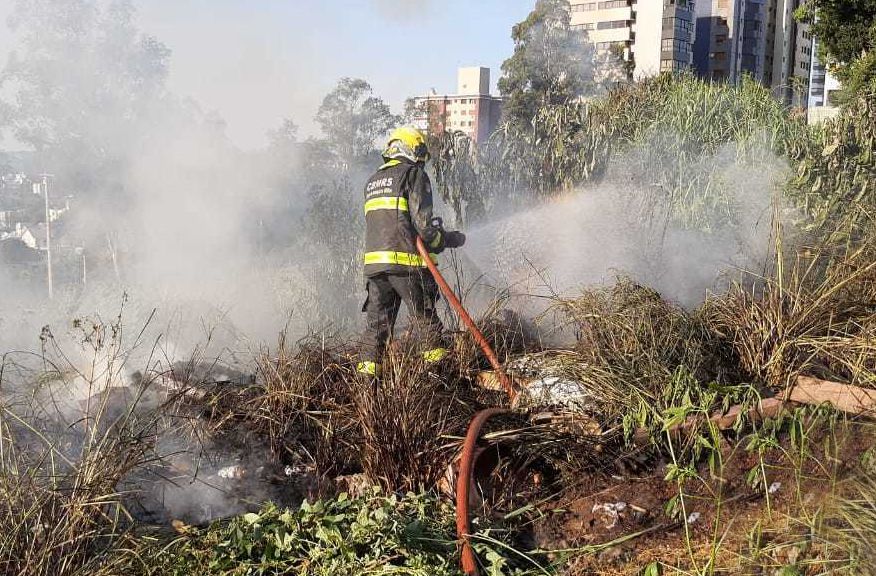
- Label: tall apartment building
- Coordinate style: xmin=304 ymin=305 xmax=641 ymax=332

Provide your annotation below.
xmin=567 ymin=0 xmax=696 ymax=79
xmin=691 ymin=0 xmax=813 ymax=106
xmin=411 ymin=67 xmax=504 ymax=144
xmin=769 ymin=0 xmax=812 ymax=107
xmin=693 ymin=0 xmax=771 ymax=82
xmin=808 ymin=38 xmax=840 ymax=108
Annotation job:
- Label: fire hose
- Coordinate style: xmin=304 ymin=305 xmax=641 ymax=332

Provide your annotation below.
xmin=416 ymin=236 xmax=517 ymax=576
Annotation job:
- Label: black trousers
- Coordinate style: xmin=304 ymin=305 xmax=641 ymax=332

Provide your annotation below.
xmin=360 ymin=270 xmax=445 ymax=363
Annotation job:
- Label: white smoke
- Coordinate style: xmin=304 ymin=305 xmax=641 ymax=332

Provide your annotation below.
xmin=453 ymin=137 xmax=790 ymax=335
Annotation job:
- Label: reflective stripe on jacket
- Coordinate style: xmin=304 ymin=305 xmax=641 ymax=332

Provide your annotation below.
xmin=363 ymin=159 xmax=441 ymax=276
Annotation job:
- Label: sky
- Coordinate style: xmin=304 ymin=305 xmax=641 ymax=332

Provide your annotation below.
xmin=0 ymin=0 xmax=534 ymax=150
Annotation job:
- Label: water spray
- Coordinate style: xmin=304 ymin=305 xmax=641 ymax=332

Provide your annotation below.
xmin=416 ymin=236 xmax=517 ymax=576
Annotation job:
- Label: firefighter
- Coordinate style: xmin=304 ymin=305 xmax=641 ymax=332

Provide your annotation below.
xmin=357 ymin=126 xmax=465 ymax=377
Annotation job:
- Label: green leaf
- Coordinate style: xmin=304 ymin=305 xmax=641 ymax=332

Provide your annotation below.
xmin=243 ymin=513 xmax=262 ymax=525
xmin=279 ymin=510 xmax=295 ymax=526
xmin=822 ymin=142 xmax=839 ymax=156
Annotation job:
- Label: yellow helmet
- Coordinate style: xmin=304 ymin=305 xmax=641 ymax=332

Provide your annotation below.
xmin=384 ymin=125 xmax=429 ymax=163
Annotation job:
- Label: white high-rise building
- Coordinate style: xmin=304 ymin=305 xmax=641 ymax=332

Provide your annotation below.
xmin=769 ymin=0 xmax=813 ymax=107
xmin=807 ymin=36 xmax=842 ymax=122
xmin=568 ymin=0 xmax=697 ymax=79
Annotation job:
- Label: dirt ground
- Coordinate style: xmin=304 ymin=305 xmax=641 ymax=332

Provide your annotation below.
xmin=529 ymin=416 xmax=874 ymax=575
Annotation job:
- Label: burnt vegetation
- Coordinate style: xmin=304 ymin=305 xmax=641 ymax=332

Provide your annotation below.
xmin=2 ymin=1 xmax=876 ymax=574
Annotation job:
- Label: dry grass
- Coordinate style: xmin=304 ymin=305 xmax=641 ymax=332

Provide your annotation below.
xmin=352 ymin=350 xmax=475 ymax=492
xmin=703 ymin=231 xmax=876 ymax=389
xmin=0 ymin=430 xmax=145 ymax=576
xmin=225 ymin=328 xmax=501 ymax=493
xmin=535 ymin=278 xmax=737 ymax=438
xmin=825 ymin=466 xmax=876 ymax=575
xmin=561 ymin=278 xmax=720 ymax=384
xmin=251 ymin=332 xmax=360 ymax=477
xmin=0 ymin=320 xmax=160 ymax=576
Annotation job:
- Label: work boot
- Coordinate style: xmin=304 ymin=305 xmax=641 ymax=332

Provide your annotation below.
xmin=356 ymin=360 xmax=381 ymax=392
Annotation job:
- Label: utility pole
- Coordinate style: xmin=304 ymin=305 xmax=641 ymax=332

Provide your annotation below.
xmin=41 ymin=174 xmax=54 ymax=300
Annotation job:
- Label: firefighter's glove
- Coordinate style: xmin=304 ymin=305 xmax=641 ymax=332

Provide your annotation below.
xmin=445 ymin=231 xmax=466 ymax=249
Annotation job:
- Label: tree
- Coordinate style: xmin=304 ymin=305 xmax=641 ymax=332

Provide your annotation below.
xmin=315 ymin=78 xmax=400 ymax=165
xmin=0 ymin=0 xmax=171 ymax=199
xmin=267 ymin=118 xmax=299 ymax=150
xmin=2 ymin=0 xmax=170 ymax=150
xmin=402 ymin=97 xmax=449 ymax=143
xmin=497 ymin=0 xmax=595 ymax=126
xmin=796 ymin=0 xmax=876 ymax=98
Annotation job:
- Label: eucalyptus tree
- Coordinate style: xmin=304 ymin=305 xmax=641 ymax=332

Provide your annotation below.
xmin=315 ymin=78 xmax=400 ymax=169
xmin=498 ymin=0 xmax=596 ymax=127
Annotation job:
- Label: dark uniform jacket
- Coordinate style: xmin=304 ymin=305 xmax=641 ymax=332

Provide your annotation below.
xmin=363 ymin=159 xmax=444 ymax=277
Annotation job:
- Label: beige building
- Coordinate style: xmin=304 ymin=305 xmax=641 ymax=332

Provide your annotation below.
xmin=568 ymin=0 xmax=696 ymax=79
xmin=411 ymin=67 xmax=504 ymax=144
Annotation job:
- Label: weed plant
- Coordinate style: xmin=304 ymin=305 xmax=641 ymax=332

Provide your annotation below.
xmin=130 ymin=489 xmax=544 ymax=576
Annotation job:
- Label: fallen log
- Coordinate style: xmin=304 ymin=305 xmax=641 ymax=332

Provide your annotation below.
xmin=475 ymin=371 xmax=876 ymax=443
xmin=787 ymin=376 xmax=876 ymax=416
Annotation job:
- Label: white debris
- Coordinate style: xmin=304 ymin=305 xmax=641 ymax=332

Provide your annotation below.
xmin=284 ymin=465 xmax=295 ymax=477
xmin=686 ymin=512 xmax=701 ymax=525
xmin=514 ymin=376 xmax=600 ymax=411
xmin=591 ymin=501 xmax=628 ymax=529
xmin=217 ymin=465 xmax=246 ymax=479
xmin=768 ymin=481 xmax=782 ymax=494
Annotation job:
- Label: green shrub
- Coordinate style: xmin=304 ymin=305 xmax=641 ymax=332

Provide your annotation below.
xmin=139 ymin=490 xmax=538 ymax=576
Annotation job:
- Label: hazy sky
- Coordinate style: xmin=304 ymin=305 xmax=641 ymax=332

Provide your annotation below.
xmin=0 ymin=0 xmax=534 ymax=150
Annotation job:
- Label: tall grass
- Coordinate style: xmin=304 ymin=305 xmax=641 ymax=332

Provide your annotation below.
xmin=703 ymin=227 xmax=876 ymax=389
xmin=0 ymin=314 xmax=161 ymax=576
xmin=787 ymin=93 xmax=876 ymax=241
xmin=432 ymin=73 xmax=806 ymax=227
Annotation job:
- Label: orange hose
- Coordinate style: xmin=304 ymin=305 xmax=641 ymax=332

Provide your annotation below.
xmin=415 ymin=236 xmax=517 ymax=576
xmin=455 ymin=407 xmax=508 ymax=575
xmin=415 ymin=237 xmax=516 ymax=400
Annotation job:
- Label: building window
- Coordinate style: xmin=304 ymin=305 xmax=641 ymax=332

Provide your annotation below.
xmin=597 ymin=20 xmax=629 ymax=30
xmin=595 ymin=41 xmax=628 ymax=51
xmin=663 ymin=39 xmax=691 ymax=53
xmin=660 ymin=59 xmax=689 ymax=72
xmin=571 ymin=23 xmax=596 ymax=31
xmin=662 ymin=17 xmax=693 ymax=33
xmin=598 ymin=0 xmax=629 ymax=8
xmin=570 ymin=1 xmax=598 ymax=11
